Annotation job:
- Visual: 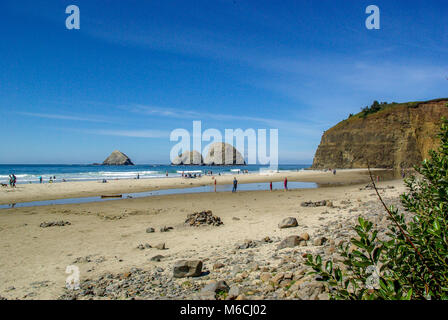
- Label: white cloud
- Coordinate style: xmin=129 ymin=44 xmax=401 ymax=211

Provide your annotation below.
xmin=79 ymin=129 xmax=169 ymax=138
xmin=122 ymin=104 xmax=324 ymax=137
xmin=51 ymin=127 xmax=169 ymax=139
xmin=17 ymin=112 xmax=113 ymax=123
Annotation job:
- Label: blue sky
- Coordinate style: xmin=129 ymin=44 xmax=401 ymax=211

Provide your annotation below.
xmin=1 ymin=0 xmax=447 ymax=164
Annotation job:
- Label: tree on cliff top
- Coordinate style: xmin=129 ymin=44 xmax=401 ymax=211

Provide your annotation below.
xmin=306 ymin=117 xmax=448 ymax=300
xmin=360 ymin=101 xmax=388 ymax=118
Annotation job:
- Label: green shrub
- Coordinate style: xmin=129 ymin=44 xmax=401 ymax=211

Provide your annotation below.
xmin=306 ymin=118 xmax=448 ymax=300
xmin=359 ymin=101 xmax=388 ymax=118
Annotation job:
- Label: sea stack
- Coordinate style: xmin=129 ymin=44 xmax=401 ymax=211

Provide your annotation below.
xmin=312 ymin=98 xmax=448 ymax=169
xmin=102 ymin=150 xmax=134 ymax=166
xmin=203 ymin=142 xmax=246 ymax=165
xmin=171 ymin=150 xmax=203 ymax=165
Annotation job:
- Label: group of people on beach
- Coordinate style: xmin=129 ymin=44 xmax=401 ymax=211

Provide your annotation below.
xmin=181 ymin=172 xmax=202 ymax=179
xmin=227 ymin=177 xmax=288 ymax=193
xmin=268 ymin=178 xmax=289 ymax=191
xmin=3 ymin=175 xmax=64 ymax=186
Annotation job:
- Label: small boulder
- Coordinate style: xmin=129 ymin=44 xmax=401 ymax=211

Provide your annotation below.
xmin=160 ymin=226 xmax=173 ymax=232
xmin=299 ymin=232 xmax=310 ymax=241
xmin=314 ymin=237 xmax=328 ymax=246
xmin=236 ymin=239 xmax=258 ymax=250
xmin=151 ymin=255 xmax=164 ymax=262
xmin=260 ymin=272 xmax=271 ymax=282
xmin=200 ymin=280 xmax=229 ymax=294
xmin=213 ymin=263 xmax=225 ymax=270
xmin=278 ymin=217 xmax=298 ymax=229
xmin=155 ymin=243 xmax=166 ymax=250
xmin=173 ymin=260 xmax=203 ymax=278
xmin=228 ymin=285 xmax=241 ymax=299
xmin=277 ymin=235 xmax=301 ymax=249
xmin=272 ymin=273 xmax=284 ymax=285
xmin=146 ymin=227 xmax=155 ymax=233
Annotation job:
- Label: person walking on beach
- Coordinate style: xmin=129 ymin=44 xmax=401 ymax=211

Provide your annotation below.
xmin=12 ymin=174 xmax=16 ymax=187
xmin=270 ymin=181 xmax=273 ymax=191
xmin=9 ymin=175 xmax=13 ymax=187
xmin=214 ymin=179 xmax=217 ymax=192
xmin=284 ymin=177 xmax=288 ymax=191
xmin=137 ymin=173 xmax=140 ymax=179
xmin=333 ymin=169 xmax=336 ymax=175
xmin=39 ymin=176 xmax=43 ymax=184
xmin=232 ymin=177 xmax=238 ymax=193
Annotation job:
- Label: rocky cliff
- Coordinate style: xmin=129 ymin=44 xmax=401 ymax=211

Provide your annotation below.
xmin=171 ymin=150 xmax=203 ymax=165
xmin=312 ymin=98 xmax=448 ymax=169
xmin=102 ymin=150 xmax=134 ymax=166
xmin=204 ymin=142 xmax=246 ymax=165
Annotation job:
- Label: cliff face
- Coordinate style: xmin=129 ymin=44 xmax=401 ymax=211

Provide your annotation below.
xmin=312 ymin=99 xmax=448 ymax=169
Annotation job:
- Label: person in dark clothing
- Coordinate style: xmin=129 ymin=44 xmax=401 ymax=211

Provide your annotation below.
xmin=270 ymin=181 xmax=273 ymax=191
xmin=284 ymin=177 xmax=288 ymax=191
xmin=232 ymin=177 xmax=238 ymax=192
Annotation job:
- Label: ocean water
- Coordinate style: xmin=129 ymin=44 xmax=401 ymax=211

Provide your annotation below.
xmin=0 ymin=164 xmax=310 ymax=184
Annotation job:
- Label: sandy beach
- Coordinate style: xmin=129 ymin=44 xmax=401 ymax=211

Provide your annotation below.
xmin=0 ymin=169 xmax=384 ymax=205
xmin=0 ymin=169 xmax=405 ymax=300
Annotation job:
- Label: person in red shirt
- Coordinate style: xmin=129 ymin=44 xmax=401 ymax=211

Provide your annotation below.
xmin=284 ymin=178 xmax=288 ymax=191
xmin=270 ymin=181 xmax=273 ymax=191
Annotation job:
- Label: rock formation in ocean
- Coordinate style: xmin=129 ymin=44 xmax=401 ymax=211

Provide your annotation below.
xmin=203 ymin=142 xmax=246 ymax=165
xmin=171 ymin=150 xmax=203 ymax=165
xmin=102 ymin=150 xmax=134 ymax=166
xmin=312 ymin=98 xmax=448 ymax=169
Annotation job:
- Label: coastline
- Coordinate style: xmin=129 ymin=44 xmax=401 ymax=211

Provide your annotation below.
xmin=0 ymin=169 xmax=386 ymax=205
